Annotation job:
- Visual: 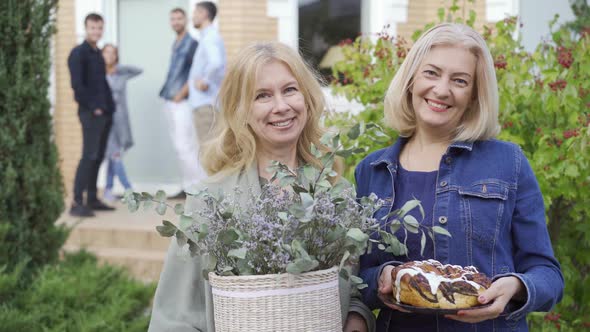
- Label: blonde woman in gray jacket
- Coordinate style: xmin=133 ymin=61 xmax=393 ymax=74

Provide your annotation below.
xmin=148 ymin=41 xmax=375 ymax=332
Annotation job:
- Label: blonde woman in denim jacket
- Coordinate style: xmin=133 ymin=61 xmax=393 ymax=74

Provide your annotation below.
xmin=355 ymin=23 xmax=563 ymax=331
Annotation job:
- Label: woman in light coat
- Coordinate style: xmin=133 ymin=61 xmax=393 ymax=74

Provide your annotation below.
xmin=148 ymin=41 xmax=376 ymax=332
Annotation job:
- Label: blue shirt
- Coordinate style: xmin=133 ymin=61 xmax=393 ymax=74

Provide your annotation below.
xmin=159 ymin=33 xmax=198 ymax=100
xmin=188 ymin=26 xmax=226 ymax=109
xmin=355 ymin=137 xmax=564 ymax=332
xmin=67 ymin=40 xmax=115 ymax=113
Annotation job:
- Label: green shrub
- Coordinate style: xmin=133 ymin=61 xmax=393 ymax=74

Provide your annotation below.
xmin=0 ymin=0 xmax=68 ymax=277
xmin=328 ymin=1 xmax=590 ymax=330
xmin=0 ymin=250 xmax=155 ymax=332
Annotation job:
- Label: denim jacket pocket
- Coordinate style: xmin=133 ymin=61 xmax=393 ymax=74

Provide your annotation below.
xmin=458 ymin=180 xmax=509 ymax=266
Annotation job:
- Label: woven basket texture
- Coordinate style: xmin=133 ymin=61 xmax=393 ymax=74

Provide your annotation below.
xmin=209 ymin=267 xmax=342 ymax=332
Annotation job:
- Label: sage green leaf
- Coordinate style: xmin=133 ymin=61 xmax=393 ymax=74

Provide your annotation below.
xmin=228 ymin=247 xmax=248 ymax=259
xmin=403 ymin=215 xmax=420 ymax=234
xmin=277 ymin=211 xmax=288 ymax=221
xmin=347 ymin=123 xmax=360 ymax=140
xmin=218 ymin=229 xmax=239 ymax=244
xmin=420 ymin=231 xmax=426 ymax=256
xmin=174 ymin=203 xmax=184 ymax=215
xmin=300 ymin=192 xmax=314 ymax=209
xmin=176 ymin=230 xmax=188 ymax=247
xmin=350 ymin=275 xmax=364 ymax=284
xmin=142 ymin=199 xmax=153 ymax=211
xmin=432 ymin=226 xmax=452 ymax=237
xmin=156 ymin=202 xmax=167 ymax=216
xmin=127 ymin=199 xmax=139 ymax=213
xmin=398 ymin=199 xmax=421 ymax=217
xmin=179 ymin=215 xmax=193 ymax=231
xmin=156 ymin=220 xmax=177 ymax=237
xmin=339 ymin=250 xmax=351 ymax=270
xmin=347 ymin=228 xmax=369 ymax=243
xmin=155 ymin=190 xmax=166 ymax=202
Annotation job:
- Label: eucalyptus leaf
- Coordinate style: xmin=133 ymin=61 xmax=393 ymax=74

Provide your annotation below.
xmin=432 ymin=226 xmax=452 ymax=237
xmin=218 ymin=229 xmax=239 ymax=244
xmin=156 ymin=202 xmax=167 ymax=216
xmin=155 ymin=190 xmax=166 ymax=202
xmin=347 ymin=228 xmax=369 ymax=243
xmin=403 ymin=215 xmax=420 ymax=234
xmin=339 ymin=250 xmax=351 ymax=270
xmin=398 ymin=199 xmax=421 ymax=217
xmin=420 ymin=231 xmax=426 ymax=256
xmin=174 ymin=203 xmax=184 ymax=215
xmin=228 ymin=247 xmax=248 ymax=259
xmin=347 ymin=123 xmax=360 ymax=140
xmin=156 ymin=220 xmax=177 ymax=237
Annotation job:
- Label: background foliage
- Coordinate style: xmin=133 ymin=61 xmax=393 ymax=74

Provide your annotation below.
xmin=0 ymin=251 xmax=155 ymax=332
xmin=0 ymin=0 xmax=68 ymax=277
xmin=0 ymin=2 xmax=155 ymax=330
xmin=327 ymin=1 xmax=590 ymax=330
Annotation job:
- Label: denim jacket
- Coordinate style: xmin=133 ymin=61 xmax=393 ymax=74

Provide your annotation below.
xmin=355 ymin=137 xmax=564 ymax=332
xmin=159 ymin=33 xmax=198 ymax=100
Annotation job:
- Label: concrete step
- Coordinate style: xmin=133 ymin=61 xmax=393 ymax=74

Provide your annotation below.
xmin=62 ymin=245 xmax=166 ymax=283
xmin=64 ymin=223 xmax=171 ymax=252
xmin=58 ymin=199 xmax=183 ymax=283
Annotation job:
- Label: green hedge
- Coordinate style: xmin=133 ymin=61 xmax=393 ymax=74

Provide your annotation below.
xmin=0 ymin=251 xmax=155 ymax=332
xmin=0 ymin=0 xmax=68 ymax=277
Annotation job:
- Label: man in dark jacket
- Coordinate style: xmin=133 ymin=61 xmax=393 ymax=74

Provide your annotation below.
xmin=67 ymin=13 xmax=115 ymax=217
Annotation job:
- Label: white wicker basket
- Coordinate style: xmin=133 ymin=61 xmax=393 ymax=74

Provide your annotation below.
xmin=208 ymin=267 xmax=342 ymax=332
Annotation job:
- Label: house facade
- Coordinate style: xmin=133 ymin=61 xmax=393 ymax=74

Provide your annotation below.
xmin=52 ymin=0 xmax=572 ymax=196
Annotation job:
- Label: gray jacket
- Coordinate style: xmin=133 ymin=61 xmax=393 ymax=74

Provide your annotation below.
xmin=148 ymin=164 xmax=376 ymax=332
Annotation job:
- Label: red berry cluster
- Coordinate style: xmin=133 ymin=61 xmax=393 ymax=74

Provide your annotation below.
xmin=563 ymin=128 xmax=580 ymax=139
xmin=544 ymin=312 xmax=561 ymax=330
xmin=557 ymin=46 xmax=573 ymax=69
xmin=394 ymin=37 xmax=408 ymax=59
xmin=494 ymin=55 xmax=507 ymax=70
xmin=549 ymin=79 xmax=567 ymax=91
xmin=536 ymin=127 xmax=543 ymax=135
xmin=502 ymin=121 xmax=514 ymax=129
xmin=363 ymin=64 xmax=374 ymax=78
xmin=375 ymin=47 xmax=390 ymax=60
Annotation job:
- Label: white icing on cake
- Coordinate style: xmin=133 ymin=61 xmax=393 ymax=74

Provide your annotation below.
xmin=393 ymin=259 xmax=483 ymax=303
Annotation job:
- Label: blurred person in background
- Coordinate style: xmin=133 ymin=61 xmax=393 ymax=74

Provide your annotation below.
xmin=188 ymin=1 xmax=226 ymax=149
xmin=67 ymin=13 xmax=115 ymax=217
xmin=159 ymin=7 xmax=202 ymax=199
xmin=101 ymin=44 xmax=142 ymax=203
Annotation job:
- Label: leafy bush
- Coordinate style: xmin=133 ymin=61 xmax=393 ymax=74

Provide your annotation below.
xmin=0 ymin=0 xmax=68 ymax=277
xmin=328 ymin=1 xmax=590 ymax=330
xmin=0 ymin=250 xmax=155 ymax=332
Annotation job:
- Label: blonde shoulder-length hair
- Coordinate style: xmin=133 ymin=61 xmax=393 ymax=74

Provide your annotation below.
xmin=201 ymin=41 xmax=330 ymax=177
xmin=384 ymin=23 xmax=500 ymax=141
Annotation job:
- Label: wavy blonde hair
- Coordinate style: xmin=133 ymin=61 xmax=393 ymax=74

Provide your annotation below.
xmin=201 ymin=41 xmax=330 ymax=177
xmin=384 ymin=23 xmax=500 ymax=141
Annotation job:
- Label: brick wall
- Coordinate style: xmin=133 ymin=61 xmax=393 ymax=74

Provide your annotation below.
xmin=396 ymin=0 xmax=488 ymax=43
xmin=218 ymin=0 xmax=278 ymax=62
xmin=54 ymin=0 xmax=79 ymax=199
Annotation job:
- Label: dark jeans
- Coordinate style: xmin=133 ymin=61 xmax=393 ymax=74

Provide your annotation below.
xmin=73 ymin=109 xmax=112 ymax=204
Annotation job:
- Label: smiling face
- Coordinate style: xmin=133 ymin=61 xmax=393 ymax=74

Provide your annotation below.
xmin=248 ymin=61 xmax=307 ymax=155
xmin=411 ymin=45 xmax=477 ymax=135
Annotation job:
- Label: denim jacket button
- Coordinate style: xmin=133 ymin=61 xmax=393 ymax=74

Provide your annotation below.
xmin=444 ymin=157 xmax=452 ymax=165
xmin=440 ymin=181 xmax=448 ymax=187
xmin=438 ymin=216 xmax=448 ymax=224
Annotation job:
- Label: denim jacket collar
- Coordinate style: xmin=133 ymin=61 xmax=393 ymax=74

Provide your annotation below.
xmin=369 ymin=136 xmax=474 ymax=168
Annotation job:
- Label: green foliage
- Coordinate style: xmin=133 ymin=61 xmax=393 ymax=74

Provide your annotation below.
xmin=0 ymin=250 xmax=155 ymax=332
xmin=328 ymin=1 xmax=590 ymax=329
xmin=0 ymin=0 xmax=68 ymax=277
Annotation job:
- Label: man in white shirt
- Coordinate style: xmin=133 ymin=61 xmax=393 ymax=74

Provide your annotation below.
xmin=188 ymin=1 xmax=226 ymax=147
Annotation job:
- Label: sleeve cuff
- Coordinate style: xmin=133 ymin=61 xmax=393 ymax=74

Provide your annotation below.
xmin=492 ymin=272 xmax=534 ymax=321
